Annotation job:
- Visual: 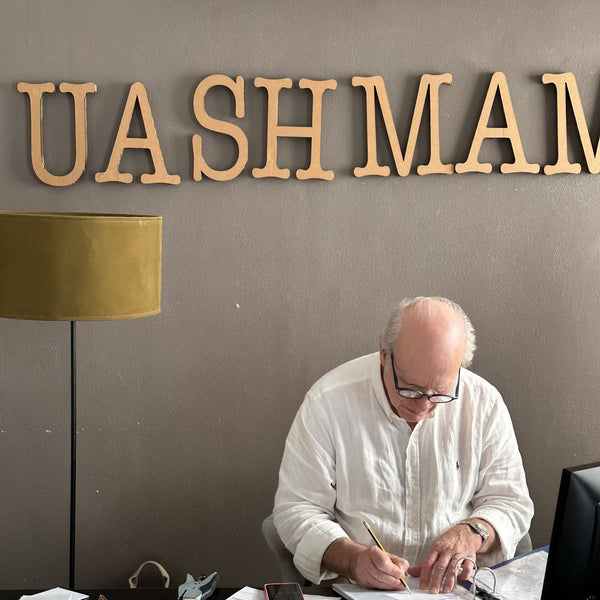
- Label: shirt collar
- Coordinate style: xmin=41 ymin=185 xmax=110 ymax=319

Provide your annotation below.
xmin=371 ymin=353 xmax=438 ymax=426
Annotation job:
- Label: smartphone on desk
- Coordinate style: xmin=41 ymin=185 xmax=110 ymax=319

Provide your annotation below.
xmin=264 ymin=583 xmax=305 ymax=600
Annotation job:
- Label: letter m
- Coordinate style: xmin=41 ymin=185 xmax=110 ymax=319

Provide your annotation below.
xmin=543 ymin=72 xmax=600 ymax=174
xmin=352 ymin=74 xmax=453 ymax=177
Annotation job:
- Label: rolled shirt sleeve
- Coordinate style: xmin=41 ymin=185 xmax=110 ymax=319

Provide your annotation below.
xmin=468 ymin=393 xmax=534 ymax=565
xmin=274 ymin=386 xmax=349 ymax=583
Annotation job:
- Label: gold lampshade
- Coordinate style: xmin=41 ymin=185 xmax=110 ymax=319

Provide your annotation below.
xmin=0 ymin=211 xmax=162 ymax=321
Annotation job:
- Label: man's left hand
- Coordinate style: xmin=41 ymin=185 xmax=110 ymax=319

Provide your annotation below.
xmin=407 ymin=522 xmax=488 ymax=594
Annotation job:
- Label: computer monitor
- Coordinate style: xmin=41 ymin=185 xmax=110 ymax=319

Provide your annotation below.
xmin=541 ymin=462 xmax=600 ymax=600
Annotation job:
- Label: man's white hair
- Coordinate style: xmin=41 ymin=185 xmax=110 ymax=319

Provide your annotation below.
xmin=380 ymin=296 xmax=476 ymax=368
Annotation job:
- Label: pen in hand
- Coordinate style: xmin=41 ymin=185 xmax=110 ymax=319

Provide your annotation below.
xmin=362 ymin=520 xmax=412 ymax=595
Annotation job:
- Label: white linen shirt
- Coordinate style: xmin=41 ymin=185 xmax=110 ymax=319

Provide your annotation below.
xmin=273 ymin=353 xmax=534 ymax=585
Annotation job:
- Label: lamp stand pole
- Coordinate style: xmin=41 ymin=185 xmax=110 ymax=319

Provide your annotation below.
xmin=69 ymin=321 xmax=77 ymax=589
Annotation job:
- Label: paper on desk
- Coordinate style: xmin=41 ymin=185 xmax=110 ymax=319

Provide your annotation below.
xmin=333 ymin=577 xmax=472 ymax=600
xmin=475 ymin=549 xmax=548 ymax=600
xmin=20 ymin=588 xmax=88 ymax=600
xmin=225 ymin=586 xmax=336 ymax=600
xmin=225 ymin=587 xmax=263 ymax=600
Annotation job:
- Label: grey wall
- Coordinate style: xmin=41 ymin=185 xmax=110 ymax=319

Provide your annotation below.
xmin=1 ymin=0 xmax=599 ymax=590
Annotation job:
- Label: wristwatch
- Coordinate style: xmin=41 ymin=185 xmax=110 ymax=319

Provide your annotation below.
xmin=459 ymin=519 xmax=489 ymax=549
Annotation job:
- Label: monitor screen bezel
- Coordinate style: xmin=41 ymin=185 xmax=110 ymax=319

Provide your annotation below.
xmin=541 ymin=461 xmax=600 ymax=600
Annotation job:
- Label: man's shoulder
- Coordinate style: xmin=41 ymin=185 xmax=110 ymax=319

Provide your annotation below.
xmin=461 ymin=366 xmax=496 ymax=386
xmin=461 ymin=367 xmax=494 ymax=387
xmin=460 ymin=367 xmax=503 ymax=404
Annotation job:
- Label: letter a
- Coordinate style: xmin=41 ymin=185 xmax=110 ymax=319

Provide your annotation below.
xmin=96 ymin=82 xmax=180 ymax=184
xmin=456 ymin=72 xmax=539 ymax=174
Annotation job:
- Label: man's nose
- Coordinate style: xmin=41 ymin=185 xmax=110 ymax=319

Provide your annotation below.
xmin=413 ymin=395 xmax=433 ymax=407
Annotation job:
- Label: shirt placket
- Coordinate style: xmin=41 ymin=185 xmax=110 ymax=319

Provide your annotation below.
xmin=402 ymin=428 xmax=421 ymax=560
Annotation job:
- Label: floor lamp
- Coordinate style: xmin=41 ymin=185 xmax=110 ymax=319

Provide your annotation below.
xmin=0 ymin=211 xmax=162 ymax=589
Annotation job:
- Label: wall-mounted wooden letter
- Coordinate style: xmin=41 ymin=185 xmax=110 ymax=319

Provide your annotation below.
xmin=543 ymin=72 xmax=600 ymax=174
xmin=455 ymin=72 xmax=539 ymax=174
xmin=252 ymin=77 xmax=337 ymax=180
xmin=352 ymin=74 xmax=453 ymax=177
xmin=95 ymin=82 xmax=180 ymax=184
xmin=17 ymin=81 xmax=96 ymax=186
xmin=193 ymin=75 xmax=247 ymax=181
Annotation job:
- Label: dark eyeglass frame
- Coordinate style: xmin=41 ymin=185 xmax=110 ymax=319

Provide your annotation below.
xmin=390 ymin=352 xmax=461 ymax=404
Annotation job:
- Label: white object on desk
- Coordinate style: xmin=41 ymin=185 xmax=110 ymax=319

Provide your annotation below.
xmin=477 ymin=548 xmax=549 ymax=600
xmin=225 ymin=587 xmax=263 ymax=600
xmin=20 ymin=588 xmax=89 ymax=600
xmin=333 ymin=578 xmax=472 ymax=600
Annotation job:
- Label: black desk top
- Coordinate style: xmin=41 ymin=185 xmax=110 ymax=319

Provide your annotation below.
xmin=0 ymin=586 xmax=338 ymax=600
xmin=0 ymin=589 xmax=241 ymax=600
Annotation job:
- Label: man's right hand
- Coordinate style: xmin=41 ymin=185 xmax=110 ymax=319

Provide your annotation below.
xmin=323 ymin=538 xmax=410 ymax=590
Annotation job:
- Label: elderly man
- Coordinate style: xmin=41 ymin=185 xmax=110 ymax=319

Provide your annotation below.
xmin=273 ymin=297 xmax=533 ymax=594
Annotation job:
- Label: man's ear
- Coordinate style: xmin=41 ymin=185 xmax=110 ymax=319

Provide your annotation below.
xmin=379 ymin=345 xmax=387 ymax=368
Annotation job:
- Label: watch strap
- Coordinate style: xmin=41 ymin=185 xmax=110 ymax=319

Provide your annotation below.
xmin=459 ymin=519 xmax=489 ymax=549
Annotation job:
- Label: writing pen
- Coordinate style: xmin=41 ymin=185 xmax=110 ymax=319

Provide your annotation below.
xmin=362 ymin=520 xmax=412 ymax=595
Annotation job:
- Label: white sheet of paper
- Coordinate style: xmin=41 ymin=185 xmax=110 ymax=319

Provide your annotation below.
xmin=333 ymin=577 xmax=472 ymax=600
xmin=225 ymin=587 xmax=264 ymax=600
xmin=20 ymin=588 xmax=88 ymax=600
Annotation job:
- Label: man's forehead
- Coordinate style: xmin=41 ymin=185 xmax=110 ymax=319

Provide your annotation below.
xmin=393 ymin=304 xmax=465 ymax=372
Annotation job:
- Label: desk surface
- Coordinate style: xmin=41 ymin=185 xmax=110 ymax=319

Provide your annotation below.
xmin=0 ymin=589 xmax=242 ymax=600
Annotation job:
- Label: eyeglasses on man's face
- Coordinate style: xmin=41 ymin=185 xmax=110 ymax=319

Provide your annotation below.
xmin=390 ymin=352 xmax=460 ymax=404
